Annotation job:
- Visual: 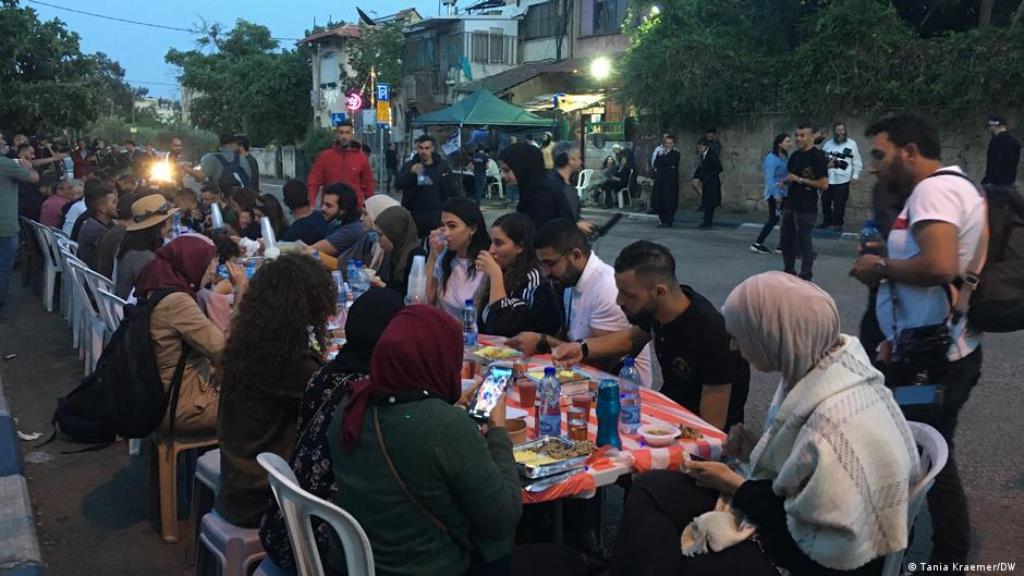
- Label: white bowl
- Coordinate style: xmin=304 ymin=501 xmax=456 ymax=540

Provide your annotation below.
xmin=638 ymin=423 xmax=681 ymax=447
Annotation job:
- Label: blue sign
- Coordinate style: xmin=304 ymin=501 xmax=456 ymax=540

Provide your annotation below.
xmin=377 ymin=83 xmax=391 ymax=102
xmin=330 ymin=112 xmax=347 ymax=126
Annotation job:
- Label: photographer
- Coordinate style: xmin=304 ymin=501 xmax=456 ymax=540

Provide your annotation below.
xmin=850 ymin=115 xmax=985 ymax=573
xmin=820 ymin=122 xmax=862 ymax=231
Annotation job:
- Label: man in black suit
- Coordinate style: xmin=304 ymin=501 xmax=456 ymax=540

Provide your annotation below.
xmin=694 ymin=137 xmax=723 ymax=229
xmin=652 ymin=134 xmax=681 ymax=228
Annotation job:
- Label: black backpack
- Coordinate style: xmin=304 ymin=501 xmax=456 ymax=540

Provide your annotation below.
xmin=969 ymin=188 xmax=1024 ymax=332
xmin=51 ymin=289 xmax=192 ymax=445
xmin=213 ymin=151 xmax=252 ymax=193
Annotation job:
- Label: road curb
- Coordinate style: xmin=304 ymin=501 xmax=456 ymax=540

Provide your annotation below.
xmin=0 ymin=373 xmax=43 ymax=575
xmin=578 ymin=207 xmax=859 ymax=241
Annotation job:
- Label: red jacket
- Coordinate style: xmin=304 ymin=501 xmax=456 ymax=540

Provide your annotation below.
xmin=306 ymin=143 xmax=376 ymax=207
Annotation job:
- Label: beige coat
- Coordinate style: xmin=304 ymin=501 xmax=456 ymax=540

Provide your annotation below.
xmin=149 ymin=292 xmax=224 ymax=437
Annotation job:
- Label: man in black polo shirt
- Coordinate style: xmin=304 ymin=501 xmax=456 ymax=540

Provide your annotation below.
xmin=552 ymin=240 xmax=749 ymax=431
xmin=780 ymin=123 xmax=829 ymax=281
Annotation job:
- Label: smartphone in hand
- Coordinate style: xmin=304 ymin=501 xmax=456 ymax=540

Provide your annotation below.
xmin=467 ymin=363 xmax=513 ymax=423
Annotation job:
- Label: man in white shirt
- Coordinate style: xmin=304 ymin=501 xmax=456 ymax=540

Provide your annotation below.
xmin=507 ymin=218 xmax=652 ymax=386
xmin=820 ymin=121 xmax=863 ymax=232
xmin=850 ymin=115 xmax=984 ymax=571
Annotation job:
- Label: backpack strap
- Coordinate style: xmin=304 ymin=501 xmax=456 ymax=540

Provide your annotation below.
xmin=921 ymin=170 xmax=990 ymax=324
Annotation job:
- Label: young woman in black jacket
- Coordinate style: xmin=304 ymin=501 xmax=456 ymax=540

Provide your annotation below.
xmin=474 ymin=212 xmax=561 ymax=337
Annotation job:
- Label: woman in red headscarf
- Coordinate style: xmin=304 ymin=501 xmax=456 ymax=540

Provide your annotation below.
xmin=136 ymin=234 xmax=235 ymax=437
xmin=328 ymin=305 xmax=522 ymax=576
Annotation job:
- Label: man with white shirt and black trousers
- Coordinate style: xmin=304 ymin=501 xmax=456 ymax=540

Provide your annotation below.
xmin=820 ymin=121 xmax=863 ymax=231
xmin=780 ymin=124 xmax=829 ymax=281
xmin=552 ymin=240 xmax=749 ymax=432
xmin=851 ymin=115 xmax=985 ymax=573
xmin=507 ymin=218 xmax=652 ymax=387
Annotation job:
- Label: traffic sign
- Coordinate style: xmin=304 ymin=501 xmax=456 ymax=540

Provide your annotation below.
xmin=346 ymin=92 xmax=363 ymax=112
xmin=376 ymin=100 xmax=392 ymax=125
xmin=377 ymin=83 xmax=391 ymax=102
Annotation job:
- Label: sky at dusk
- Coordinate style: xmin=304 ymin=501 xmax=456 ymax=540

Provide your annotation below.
xmin=25 ymin=0 xmax=446 ymax=99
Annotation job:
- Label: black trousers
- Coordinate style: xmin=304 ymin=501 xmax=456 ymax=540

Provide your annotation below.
xmin=821 ymin=182 xmax=851 ymax=227
xmin=610 ymin=471 xmax=777 ymax=576
xmin=702 ymin=204 xmax=716 ymax=226
xmin=755 ymin=197 xmax=780 ymax=244
xmin=888 ymin=347 xmax=982 ymax=571
xmin=780 ymin=209 xmax=816 ymax=280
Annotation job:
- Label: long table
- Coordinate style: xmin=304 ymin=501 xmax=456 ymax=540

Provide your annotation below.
xmin=475 ymin=338 xmax=727 ymax=502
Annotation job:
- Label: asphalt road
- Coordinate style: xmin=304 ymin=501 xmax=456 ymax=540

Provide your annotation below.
xmin=1 ymin=208 xmax=1021 ymax=574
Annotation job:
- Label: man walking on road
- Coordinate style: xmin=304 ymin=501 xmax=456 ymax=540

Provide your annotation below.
xmin=0 ymin=134 xmax=39 ymax=320
xmin=780 ymin=123 xmax=829 ymax=281
xmin=820 ymin=121 xmax=863 ymax=231
xmin=982 ymin=114 xmax=1021 ymax=193
xmin=306 ymin=120 xmax=375 ymax=208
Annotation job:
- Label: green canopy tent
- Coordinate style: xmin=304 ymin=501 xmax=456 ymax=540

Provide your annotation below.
xmin=410 ymin=89 xmax=555 ymax=127
xmin=410 ymin=90 xmax=554 ymax=197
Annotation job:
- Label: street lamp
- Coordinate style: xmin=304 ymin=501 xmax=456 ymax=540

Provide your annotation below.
xmin=590 ymin=57 xmax=613 ymax=81
xmin=650 ymin=5 xmax=661 ymax=16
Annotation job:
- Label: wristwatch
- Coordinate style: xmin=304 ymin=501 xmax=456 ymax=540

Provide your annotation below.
xmin=576 ymin=339 xmax=590 ymax=361
xmin=875 ymin=258 xmax=888 ymax=279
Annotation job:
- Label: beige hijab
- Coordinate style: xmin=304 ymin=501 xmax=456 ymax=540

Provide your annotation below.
xmin=364 ymin=195 xmax=400 ymax=227
xmin=721 ymin=271 xmax=840 ymax=386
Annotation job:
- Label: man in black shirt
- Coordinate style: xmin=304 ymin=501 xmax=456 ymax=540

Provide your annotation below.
xmin=552 ymin=241 xmax=749 ymax=431
xmin=279 ymin=179 xmax=328 ymax=245
xmin=780 ymin=123 xmax=829 ymax=281
xmin=982 ymin=114 xmax=1021 ymax=191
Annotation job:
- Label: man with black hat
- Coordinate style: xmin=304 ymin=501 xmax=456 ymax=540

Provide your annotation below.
xmin=982 ymin=114 xmax=1021 ymax=192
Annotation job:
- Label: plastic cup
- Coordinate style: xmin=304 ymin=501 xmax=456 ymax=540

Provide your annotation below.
xmin=568 ymin=407 xmax=588 ymax=441
xmin=260 ymin=216 xmax=277 ymax=250
xmin=210 ymin=202 xmax=224 ymax=231
xmin=571 ymin=392 xmax=592 ymax=416
xmin=518 ymin=379 xmax=537 ymax=407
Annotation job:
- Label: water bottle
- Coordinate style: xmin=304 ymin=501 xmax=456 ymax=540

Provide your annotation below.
xmin=345 ymin=260 xmax=359 ymax=287
xmin=462 ymin=299 xmax=478 ymax=347
xmin=859 ymin=219 xmax=887 ymax=256
xmin=62 ymin=156 xmax=73 ymax=180
xmin=538 ymin=367 xmax=562 ymax=438
xmin=171 ymin=211 xmax=182 ymax=239
xmin=216 ymin=263 xmax=229 ymax=281
xmin=350 ymin=260 xmax=370 ymax=300
xmin=618 ymin=357 xmax=642 ymax=434
xmin=244 ymin=259 xmax=257 ymax=279
xmin=332 ymin=271 xmax=345 ymax=307
xmin=367 ymin=230 xmax=379 ymax=244
xmin=596 ymin=378 xmax=622 ymax=449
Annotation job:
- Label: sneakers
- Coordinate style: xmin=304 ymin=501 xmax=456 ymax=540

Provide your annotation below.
xmin=750 ymin=243 xmax=772 ymax=255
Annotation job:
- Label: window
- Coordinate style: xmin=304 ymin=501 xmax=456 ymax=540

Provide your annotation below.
xmin=523 ymin=1 xmax=559 ymax=40
xmin=588 ymin=0 xmax=629 ymax=36
xmin=471 ymin=30 xmax=510 ymax=64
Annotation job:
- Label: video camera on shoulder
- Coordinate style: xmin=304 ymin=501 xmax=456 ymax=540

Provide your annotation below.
xmin=827 ymin=148 xmax=853 ymax=170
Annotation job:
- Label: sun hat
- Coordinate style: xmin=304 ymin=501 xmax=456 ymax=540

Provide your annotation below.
xmin=126 ymin=193 xmax=179 ymax=232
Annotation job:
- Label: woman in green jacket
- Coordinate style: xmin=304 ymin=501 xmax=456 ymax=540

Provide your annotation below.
xmin=329 ymin=305 xmax=522 ymax=575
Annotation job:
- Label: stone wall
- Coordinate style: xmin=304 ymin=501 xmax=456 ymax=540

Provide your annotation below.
xmin=651 ymin=113 xmax=999 ymax=225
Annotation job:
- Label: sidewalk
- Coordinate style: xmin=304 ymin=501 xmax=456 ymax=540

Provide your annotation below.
xmin=0 ymin=368 xmax=42 ymax=576
xmin=0 ymin=278 xmax=190 ymax=576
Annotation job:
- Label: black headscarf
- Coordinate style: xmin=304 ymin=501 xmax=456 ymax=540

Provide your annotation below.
xmin=327 ymin=287 xmax=404 ymax=374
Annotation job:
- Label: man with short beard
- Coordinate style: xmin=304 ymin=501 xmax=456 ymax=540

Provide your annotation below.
xmin=820 ymin=121 xmax=863 ymax=231
xmin=306 ymin=120 xmax=375 ymax=208
xmin=506 ymin=218 xmax=651 ymax=386
xmin=850 ymin=115 xmax=985 ymax=573
xmin=551 ymin=240 xmax=749 ymax=432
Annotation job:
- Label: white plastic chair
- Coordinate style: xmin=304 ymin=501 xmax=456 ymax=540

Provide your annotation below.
xmin=29 ymin=221 xmax=62 ymax=312
xmin=54 ymin=236 xmax=79 ymax=326
xmin=96 ymin=288 xmax=127 ymax=334
xmin=882 ymin=422 xmax=949 ymax=576
xmin=616 ymin=170 xmax=635 ymax=209
xmin=64 ymin=258 xmax=107 ymax=373
xmin=257 ymin=452 xmax=375 ymax=576
xmin=575 ymin=169 xmax=595 ymax=200
xmin=74 ymin=265 xmax=116 ymax=339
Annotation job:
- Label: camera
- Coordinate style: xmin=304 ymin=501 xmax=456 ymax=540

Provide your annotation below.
xmin=827 ymin=148 xmax=853 ymax=170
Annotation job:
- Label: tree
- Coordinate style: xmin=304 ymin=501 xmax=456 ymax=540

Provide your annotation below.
xmin=167 ymin=19 xmax=312 ymax=145
xmin=347 ymin=22 xmax=407 ymax=94
xmin=0 ymin=0 xmax=135 ymax=133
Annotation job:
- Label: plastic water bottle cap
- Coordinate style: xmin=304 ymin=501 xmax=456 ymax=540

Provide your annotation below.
xmin=544 ymin=366 xmax=557 ymax=376
xmin=864 ymin=219 xmax=877 ymax=228
xmin=623 ymin=356 xmax=635 ymax=367
xmin=465 ymin=299 xmax=474 ymax=306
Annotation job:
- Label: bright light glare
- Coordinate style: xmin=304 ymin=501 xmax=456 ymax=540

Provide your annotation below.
xmin=591 ymin=57 xmax=612 ymax=81
xmin=150 ymin=160 xmax=173 ymax=183
xmin=650 ymin=5 xmax=661 ymax=15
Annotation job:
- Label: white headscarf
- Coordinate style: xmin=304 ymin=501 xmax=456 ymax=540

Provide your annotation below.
xmin=721 ymin=271 xmax=840 ymax=387
xmin=364 ymin=195 xmax=400 ymax=228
